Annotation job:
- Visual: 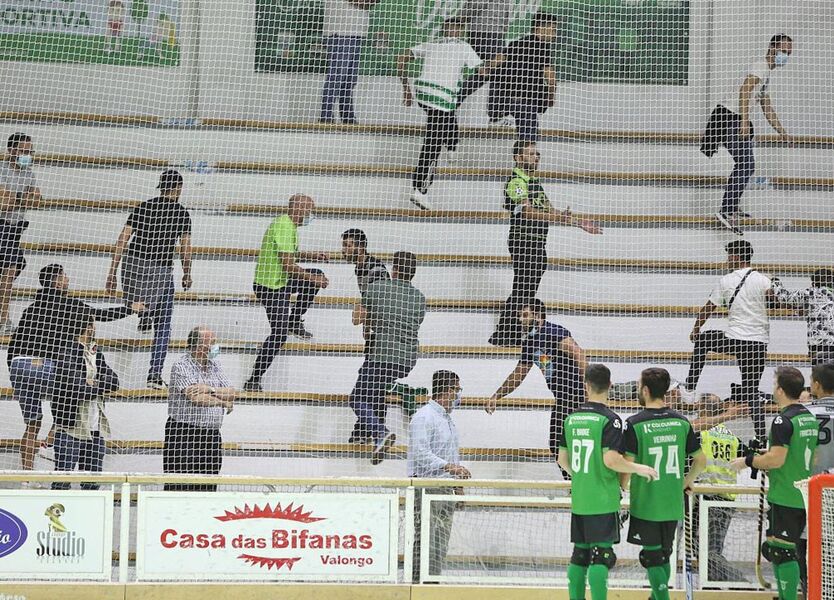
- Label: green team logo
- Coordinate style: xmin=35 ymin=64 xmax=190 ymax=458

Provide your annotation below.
xmin=416 ymin=0 xmax=543 ymax=35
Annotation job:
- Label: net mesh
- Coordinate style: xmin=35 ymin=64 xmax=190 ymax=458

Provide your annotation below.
xmin=823 ymin=487 xmax=834 ymax=600
xmin=0 ymin=0 xmax=831 ymax=589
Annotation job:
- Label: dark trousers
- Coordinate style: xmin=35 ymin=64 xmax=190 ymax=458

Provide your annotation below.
xmin=250 ymin=272 xmax=323 ymax=383
xmin=550 ymin=391 xmax=583 ymax=480
xmin=810 ymin=345 xmax=834 ymax=366
xmin=459 ymin=31 xmax=505 ymax=118
xmin=51 ymin=430 xmax=104 ymax=490
xmin=494 ymin=239 xmax=547 ymax=341
xmin=684 ymin=330 xmax=767 ymax=439
xmin=701 ymin=105 xmax=755 ymax=215
xmin=349 ymin=360 xmax=411 ymax=444
xmin=411 ymin=487 xmax=456 ymax=582
xmin=320 ymin=35 xmax=362 ymax=124
xmin=163 ymin=417 xmax=222 ymax=492
xmin=412 ymin=105 xmax=459 ymax=194
xmin=511 ymin=103 xmax=542 ymax=142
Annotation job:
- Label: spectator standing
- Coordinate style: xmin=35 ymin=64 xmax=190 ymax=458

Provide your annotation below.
xmin=106 ymin=169 xmax=193 ymax=390
xmin=50 ymin=318 xmax=120 ymax=490
xmin=164 ymin=326 xmax=236 ymax=492
xmin=244 ymin=194 xmax=329 ymax=392
xmin=9 ymin=264 xmax=142 ymax=473
xmin=319 ymin=0 xmax=380 ymax=124
xmin=0 ymin=132 xmax=42 ymax=334
xmin=700 ymin=35 xmax=793 ymax=233
xmin=490 ymin=141 xmax=600 ymax=346
xmin=408 ymin=370 xmax=470 ymax=581
xmin=350 ymin=251 xmax=426 ymax=463
xmin=487 ymin=298 xmax=587 ymax=475
xmin=771 ymin=268 xmax=834 ymax=365
xmin=491 ymin=12 xmax=559 ymax=142
xmin=398 ymin=17 xmax=489 ymax=211
xmin=680 ymin=240 xmax=776 ymax=441
xmin=457 ymin=0 xmax=512 ymax=123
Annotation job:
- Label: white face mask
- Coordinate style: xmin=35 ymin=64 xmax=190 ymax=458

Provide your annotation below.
xmin=16 ymin=154 xmax=33 ymax=169
xmin=207 ymin=344 xmax=221 ymax=360
xmin=774 ymin=51 xmax=790 ymax=67
xmin=300 ymin=214 xmax=314 ymax=227
xmin=452 ymin=390 xmax=463 ymax=410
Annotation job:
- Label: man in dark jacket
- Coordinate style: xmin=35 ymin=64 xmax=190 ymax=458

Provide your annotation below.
xmin=9 ymin=263 xmax=143 ymax=473
xmin=51 ymin=318 xmax=120 ymax=490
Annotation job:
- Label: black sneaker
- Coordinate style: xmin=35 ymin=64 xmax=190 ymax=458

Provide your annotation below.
xmin=147 ymin=374 xmax=167 ymax=390
xmin=289 ymin=321 xmax=314 ymax=340
xmin=137 ymin=313 xmax=153 ymax=333
xmin=370 ymin=432 xmax=396 ymax=465
xmin=243 ymin=378 xmax=263 ymax=393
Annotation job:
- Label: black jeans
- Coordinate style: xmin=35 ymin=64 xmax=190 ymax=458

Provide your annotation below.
xmin=163 ymin=418 xmax=222 ymax=492
xmin=250 ymin=272 xmax=323 ymax=383
xmin=459 ymin=31 xmax=505 ymax=118
xmin=684 ymin=330 xmax=767 ymax=439
xmin=702 ymin=106 xmax=755 ymax=215
xmin=494 ymin=238 xmax=547 ymax=340
xmin=412 ymin=105 xmax=459 ymax=194
xmin=349 ymin=360 xmax=412 ymax=444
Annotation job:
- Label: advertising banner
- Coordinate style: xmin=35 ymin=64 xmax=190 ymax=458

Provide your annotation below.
xmin=136 ymin=491 xmax=399 ymax=581
xmin=0 ymin=0 xmax=180 ymax=66
xmin=0 ymin=490 xmax=114 ymax=580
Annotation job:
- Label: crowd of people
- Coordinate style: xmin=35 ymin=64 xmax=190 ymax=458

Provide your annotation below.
xmin=0 ymin=3 xmax=829 ymax=596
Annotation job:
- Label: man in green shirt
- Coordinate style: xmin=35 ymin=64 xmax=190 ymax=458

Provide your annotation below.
xmin=619 ymin=367 xmax=706 ymax=600
xmin=489 ymin=140 xmax=600 ymax=346
xmin=244 ymin=194 xmax=329 ymax=392
xmin=558 ymin=364 xmax=658 ymax=600
xmin=731 ymin=366 xmax=819 ymax=600
xmin=351 ymin=251 xmax=426 ymax=464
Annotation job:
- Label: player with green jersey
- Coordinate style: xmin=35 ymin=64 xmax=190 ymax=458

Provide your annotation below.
xmin=558 ymin=364 xmax=658 ymax=600
xmin=619 ymin=368 xmax=706 ymax=600
xmin=732 ymin=366 xmax=819 ymax=600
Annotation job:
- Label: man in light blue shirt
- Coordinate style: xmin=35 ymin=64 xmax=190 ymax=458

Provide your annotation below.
xmin=408 ymin=370 xmax=470 ymax=581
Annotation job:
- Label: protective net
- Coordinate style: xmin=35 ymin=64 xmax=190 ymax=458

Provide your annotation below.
xmin=822 ymin=487 xmax=834 ymax=600
xmin=0 ymin=0 xmax=831 ymax=590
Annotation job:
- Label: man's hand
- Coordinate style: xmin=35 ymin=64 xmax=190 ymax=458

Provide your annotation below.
xmin=182 ymin=274 xmax=193 ymax=290
xmin=130 ymin=301 xmax=146 ymax=314
xmin=222 ymin=398 xmax=234 ymax=414
xmin=689 ymin=327 xmax=700 ymax=343
xmin=309 ymin=272 xmax=330 ymax=289
xmin=312 ymin=252 xmax=331 ymax=263
xmin=730 ymin=457 xmax=749 ymax=472
xmin=445 ymin=464 xmax=471 ymax=479
xmin=402 ymin=87 xmax=414 ymax=107
xmin=576 ymin=218 xmax=602 ymax=235
xmin=485 ymin=394 xmax=498 ymax=414
xmin=740 ymin=120 xmax=752 ymax=140
xmin=634 ymin=464 xmax=659 ymax=482
xmin=105 ymin=272 xmax=118 ymax=293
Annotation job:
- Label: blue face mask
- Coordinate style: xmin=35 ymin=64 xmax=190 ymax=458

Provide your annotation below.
xmin=528 ymin=326 xmax=539 ymax=338
xmin=207 ymin=344 xmax=221 ymax=360
xmin=16 ymin=154 xmax=33 ymax=169
xmin=452 ymin=390 xmax=463 ymax=410
xmin=300 ymin=214 xmax=314 ymax=227
xmin=774 ymin=51 xmax=790 ymax=67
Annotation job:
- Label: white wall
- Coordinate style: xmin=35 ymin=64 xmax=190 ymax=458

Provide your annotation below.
xmin=3 ymin=0 xmax=833 ymax=133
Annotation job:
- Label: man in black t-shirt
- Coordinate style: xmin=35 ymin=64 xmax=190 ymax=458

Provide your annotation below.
xmin=106 ymin=170 xmax=193 ymax=390
xmin=491 ymin=11 xmax=558 ymax=142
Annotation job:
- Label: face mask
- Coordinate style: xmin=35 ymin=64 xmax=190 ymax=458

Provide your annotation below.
xmin=300 ymin=214 xmax=314 ymax=227
xmin=452 ymin=390 xmax=463 ymax=410
xmin=207 ymin=344 xmax=221 ymax=360
xmin=528 ymin=326 xmax=539 ymax=338
xmin=16 ymin=154 xmax=33 ymax=169
xmin=774 ymin=51 xmax=789 ymax=67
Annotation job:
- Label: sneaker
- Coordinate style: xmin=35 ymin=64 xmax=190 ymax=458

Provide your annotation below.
xmin=409 ymin=188 xmax=432 ymax=211
xmin=147 ymin=374 xmax=167 ymax=390
xmin=678 ymin=385 xmax=697 ymax=405
xmin=289 ymin=321 xmax=314 ymax=340
xmin=0 ymin=319 xmax=14 ymax=336
xmin=488 ymin=116 xmax=514 ymax=128
xmin=137 ymin=313 xmax=153 ymax=333
xmin=243 ymin=378 xmax=263 ymax=393
xmin=715 ymin=211 xmax=743 ymax=235
xmin=37 ymin=443 xmax=54 ymax=463
xmin=370 ymin=432 xmax=396 ymax=465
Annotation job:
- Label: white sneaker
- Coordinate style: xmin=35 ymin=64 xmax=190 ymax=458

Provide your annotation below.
xmin=715 ymin=212 xmax=743 ymax=235
xmin=488 ymin=116 xmax=514 ymax=128
xmin=409 ymin=189 xmax=432 ymax=211
xmin=38 ymin=444 xmax=55 ymax=463
xmin=678 ymin=386 xmax=697 ymax=405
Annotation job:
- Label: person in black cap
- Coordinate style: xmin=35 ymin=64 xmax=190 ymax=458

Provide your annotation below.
xmin=680 ymin=240 xmax=776 ymax=440
xmin=9 ymin=264 xmax=143 ymax=474
xmin=105 ymin=169 xmax=193 ymax=389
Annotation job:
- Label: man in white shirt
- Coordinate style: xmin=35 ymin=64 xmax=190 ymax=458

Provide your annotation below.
xmin=398 ymin=17 xmax=493 ymax=210
xmin=319 ymin=0 xmax=380 ymax=124
xmin=700 ymin=34 xmax=793 ymax=233
xmin=681 ymin=240 xmax=776 ymax=441
xmin=408 ymin=370 xmax=470 ymax=581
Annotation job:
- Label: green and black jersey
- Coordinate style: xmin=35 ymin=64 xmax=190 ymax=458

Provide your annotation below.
xmin=767 ymin=403 xmax=819 ymax=509
xmin=558 ymin=402 xmax=623 ymax=515
xmin=504 ymin=167 xmax=552 ymax=243
xmin=620 ymin=407 xmax=702 ymax=522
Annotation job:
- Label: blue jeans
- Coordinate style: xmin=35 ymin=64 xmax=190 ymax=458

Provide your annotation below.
xmin=9 ymin=357 xmax=55 ymax=424
xmin=51 ymin=430 xmax=104 ymax=490
xmin=320 ymin=35 xmax=363 ymax=124
xmin=148 ymin=273 xmax=175 ymax=378
xmin=720 ymin=131 xmax=755 ymax=215
xmin=349 ymin=360 xmax=411 ymax=444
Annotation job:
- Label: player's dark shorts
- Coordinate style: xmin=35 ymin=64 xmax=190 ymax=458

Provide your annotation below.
xmin=571 ymin=513 xmax=620 ymax=545
xmin=627 ymin=516 xmax=678 ymax=549
xmin=766 ymin=503 xmax=806 ymax=544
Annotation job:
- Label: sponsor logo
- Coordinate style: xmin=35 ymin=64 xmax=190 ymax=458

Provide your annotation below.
xmin=36 ymin=503 xmax=87 ymax=562
xmin=0 ymin=595 xmax=27 ymax=600
xmin=0 ymin=509 xmax=28 ymax=559
xmin=159 ymin=503 xmax=376 ymax=572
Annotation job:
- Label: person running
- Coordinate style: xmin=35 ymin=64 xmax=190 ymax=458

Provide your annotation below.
xmin=619 ymin=368 xmax=706 ymax=600
xmin=731 ymin=366 xmax=819 ymax=600
xmin=557 ymin=364 xmax=658 ymax=600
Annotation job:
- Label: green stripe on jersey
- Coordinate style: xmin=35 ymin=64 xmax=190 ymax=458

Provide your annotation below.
xmin=414 ymin=90 xmax=457 ymax=112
